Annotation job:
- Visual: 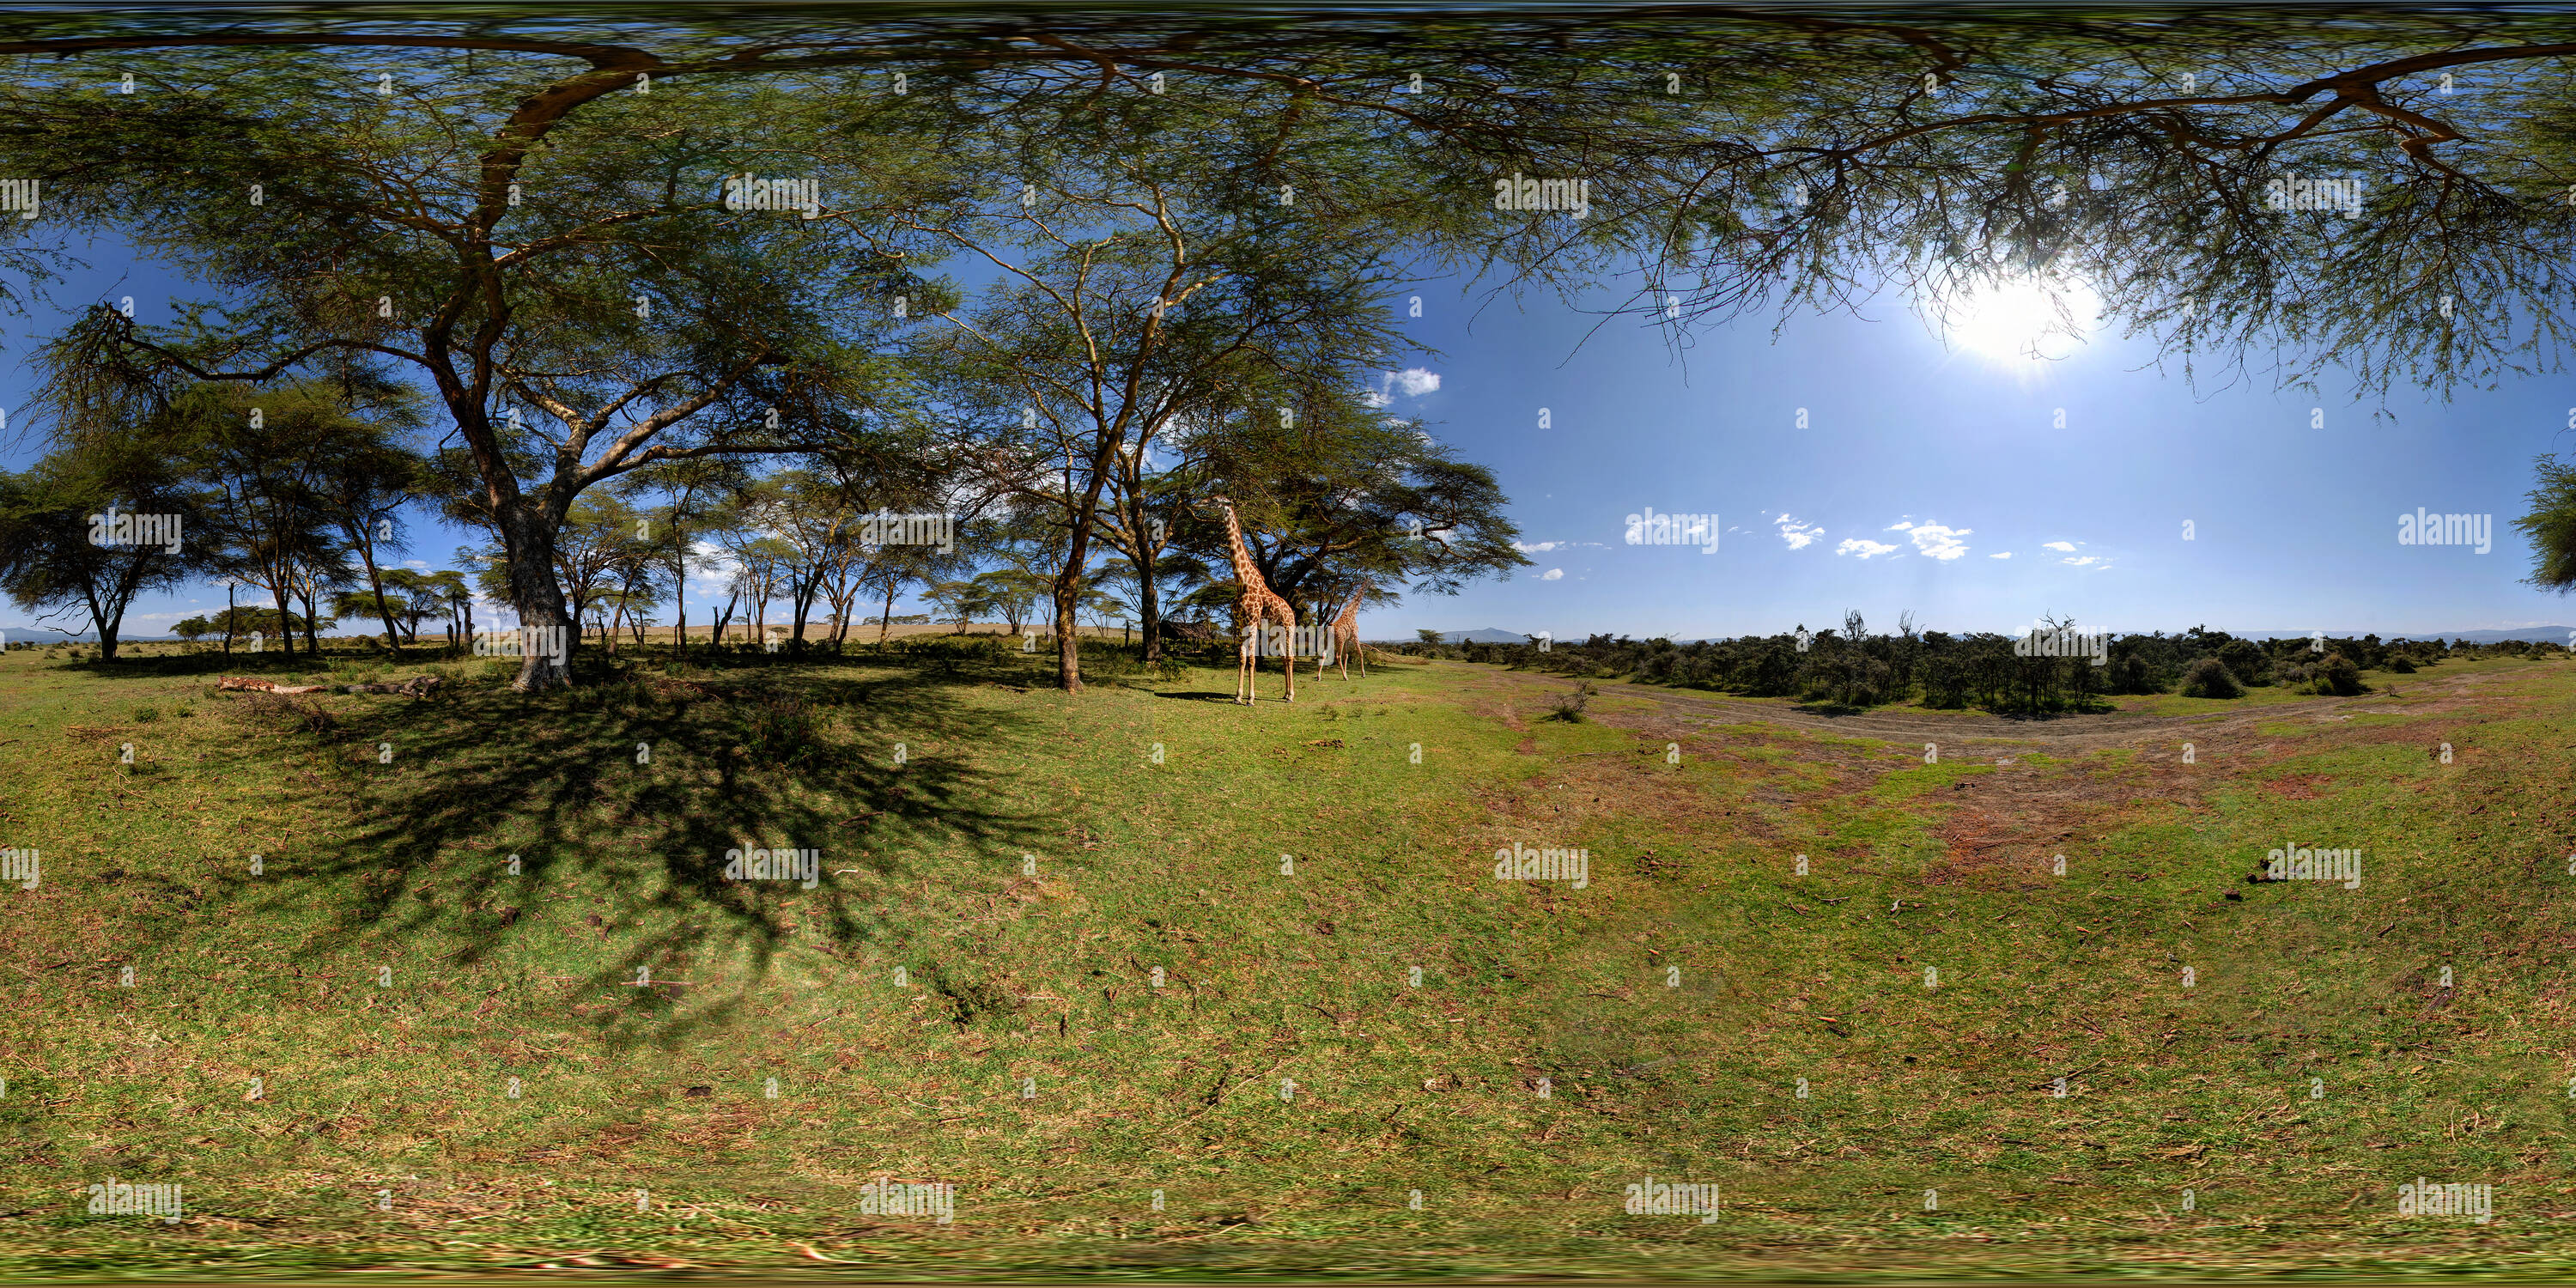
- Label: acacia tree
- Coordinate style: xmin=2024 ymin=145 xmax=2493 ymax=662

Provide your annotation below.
xmin=921 ymin=145 xmax=1424 ymax=691
xmin=0 ymin=432 xmax=205 ymax=659
xmin=159 ymin=382 xmax=372 ymax=661
xmin=21 ymin=49 xmax=952 ymax=689
xmin=554 ymin=495 xmax=635 ymax=649
xmin=308 ymin=377 xmax=429 ymax=653
xmin=1176 ymin=379 xmax=1528 ymax=623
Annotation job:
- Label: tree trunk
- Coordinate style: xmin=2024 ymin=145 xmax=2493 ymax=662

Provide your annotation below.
xmin=355 ymin=534 xmax=401 ymax=654
xmin=223 ymin=582 xmax=235 ymax=659
xmin=299 ymin=576 xmax=321 ymax=653
xmin=671 ymin=532 xmax=688 ymax=659
xmin=1054 ymin=465 xmax=1123 ymax=692
xmin=269 ymin=573 xmax=297 ymax=659
xmin=878 ymin=580 xmax=896 ymax=644
xmin=791 ymin=572 xmax=818 ymax=655
xmin=1138 ymin=542 xmax=1162 ymax=662
xmin=499 ymin=501 xmax=574 ymax=690
xmin=82 ymin=586 xmax=121 ymax=661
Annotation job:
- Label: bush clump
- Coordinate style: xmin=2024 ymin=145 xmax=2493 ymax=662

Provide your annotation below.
xmin=2316 ymin=653 xmax=2365 ymax=696
xmin=1549 ymin=680 xmax=1596 ymax=722
xmin=2215 ymin=639 xmax=2269 ymax=686
xmin=2179 ymin=657 xmax=2244 ymax=699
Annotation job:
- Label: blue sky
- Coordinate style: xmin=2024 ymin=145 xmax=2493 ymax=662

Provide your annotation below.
xmin=4 ymin=234 xmax=2571 ymax=643
xmin=1387 ymin=272 xmax=2574 ymax=642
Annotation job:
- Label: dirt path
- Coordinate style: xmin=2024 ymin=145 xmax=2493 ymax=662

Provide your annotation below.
xmin=1457 ymin=664 xmax=2498 ymax=755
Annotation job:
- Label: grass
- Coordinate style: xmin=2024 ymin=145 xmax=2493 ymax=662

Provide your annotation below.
xmin=2 ymin=642 xmax=2575 ymax=1280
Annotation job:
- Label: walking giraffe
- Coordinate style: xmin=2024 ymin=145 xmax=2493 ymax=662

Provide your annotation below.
xmin=1317 ymin=588 xmax=1365 ymax=680
xmin=1199 ymin=495 xmax=1295 ymax=705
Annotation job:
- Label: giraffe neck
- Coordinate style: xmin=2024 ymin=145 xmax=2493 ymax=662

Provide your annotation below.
xmin=1222 ymin=508 xmax=1264 ymax=590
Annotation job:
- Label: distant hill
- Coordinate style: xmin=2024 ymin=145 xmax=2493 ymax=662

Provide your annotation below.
xmin=2230 ymin=628 xmax=2576 ymax=645
xmin=1431 ymin=628 xmax=1545 ymax=644
xmin=1405 ymin=626 xmax=2576 ymax=647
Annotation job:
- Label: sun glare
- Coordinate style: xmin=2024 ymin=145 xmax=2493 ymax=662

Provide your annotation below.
xmin=1947 ymin=276 xmax=2101 ymax=364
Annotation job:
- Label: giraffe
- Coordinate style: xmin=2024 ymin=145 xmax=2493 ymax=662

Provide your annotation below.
xmin=1316 ymin=586 xmax=1365 ymax=680
xmin=1200 ymin=495 xmax=1294 ymax=705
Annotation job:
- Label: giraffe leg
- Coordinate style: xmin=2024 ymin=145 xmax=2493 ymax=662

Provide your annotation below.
xmin=1283 ymin=611 xmax=1296 ymax=703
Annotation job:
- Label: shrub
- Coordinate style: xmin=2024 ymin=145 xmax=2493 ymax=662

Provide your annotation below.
xmin=131 ymin=705 xmax=161 ymax=723
xmin=2110 ymin=653 xmax=2154 ymax=695
xmin=2388 ymin=655 xmax=2417 ymax=673
xmin=2317 ymin=653 xmax=2365 ymax=696
xmin=2179 ymin=658 xmax=2244 ymax=699
xmin=2216 ymin=639 xmax=2268 ymax=686
xmin=744 ymin=694 xmax=823 ymax=766
xmin=1549 ymin=680 xmax=1596 ymax=722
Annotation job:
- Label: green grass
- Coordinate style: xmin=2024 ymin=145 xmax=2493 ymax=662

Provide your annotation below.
xmin=3 ymin=643 xmax=2576 ymax=1280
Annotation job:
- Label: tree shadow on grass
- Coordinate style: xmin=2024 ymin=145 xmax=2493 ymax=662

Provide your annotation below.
xmin=195 ymin=653 xmax=1066 ymax=1051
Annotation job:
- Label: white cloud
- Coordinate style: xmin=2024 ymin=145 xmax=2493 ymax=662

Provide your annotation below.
xmin=2042 ymin=541 xmax=2077 ymax=553
xmin=1540 ymin=568 xmax=1564 ymax=580
xmin=1905 ymin=522 xmax=1972 ymax=561
xmin=1836 ymin=538 xmax=1899 ymax=559
xmin=1886 ymin=520 xmax=1915 ymax=532
xmin=1990 ymin=551 xmax=2013 ymax=559
xmin=1369 ymin=368 xmax=1443 ymax=407
xmin=2061 ymin=555 xmax=2099 ymax=567
xmin=1777 ymin=513 xmax=1825 ymax=550
xmin=1515 ymin=540 xmax=1560 ymax=553
xmin=404 ymin=559 xmax=428 ymax=569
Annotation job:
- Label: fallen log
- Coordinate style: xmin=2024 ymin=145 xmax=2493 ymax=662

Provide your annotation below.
xmin=215 ymin=677 xmax=326 ymax=696
xmin=339 ymin=675 xmax=447 ymax=697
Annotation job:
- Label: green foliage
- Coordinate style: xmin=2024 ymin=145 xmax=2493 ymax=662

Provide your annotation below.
xmin=2216 ymin=639 xmax=2269 ymax=687
xmin=2518 ymin=452 xmax=2576 ymax=592
xmin=2180 ymin=657 xmax=2245 ymax=699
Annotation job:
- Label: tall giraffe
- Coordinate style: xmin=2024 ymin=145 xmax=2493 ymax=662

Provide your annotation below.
xmin=1201 ymin=496 xmax=1295 ymax=705
xmin=1317 ymin=587 xmax=1365 ymax=680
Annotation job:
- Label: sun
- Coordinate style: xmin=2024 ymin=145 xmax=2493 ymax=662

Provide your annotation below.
xmin=1945 ymin=274 xmax=2101 ymax=364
